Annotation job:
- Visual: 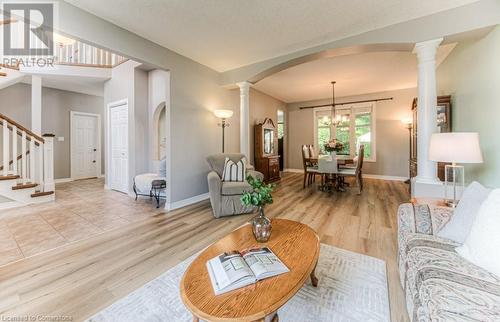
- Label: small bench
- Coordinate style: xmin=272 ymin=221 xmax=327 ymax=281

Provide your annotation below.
xmin=133 ymin=173 xmax=166 ymax=208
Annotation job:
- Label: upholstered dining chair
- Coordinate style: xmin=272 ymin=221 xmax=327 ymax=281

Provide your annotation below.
xmin=302 ymin=145 xmax=319 ymax=188
xmin=338 ymin=145 xmax=365 ymax=194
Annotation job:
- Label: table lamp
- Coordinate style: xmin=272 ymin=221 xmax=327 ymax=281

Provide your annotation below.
xmin=429 ymin=132 xmax=483 ymax=207
xmin=214 ymin=109 xmax=233 ymax=153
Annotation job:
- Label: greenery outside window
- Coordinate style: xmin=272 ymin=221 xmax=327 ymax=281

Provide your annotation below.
xmin=313 ymin=103 xmax=376 ymax=161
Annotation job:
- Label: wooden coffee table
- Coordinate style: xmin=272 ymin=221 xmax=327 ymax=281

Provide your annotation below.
xmin=180 ymin=219 xmax=320 ymax=322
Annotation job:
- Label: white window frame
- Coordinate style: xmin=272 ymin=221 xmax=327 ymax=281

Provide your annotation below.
xmin=313 ymin=102 xmax=376 ymax=162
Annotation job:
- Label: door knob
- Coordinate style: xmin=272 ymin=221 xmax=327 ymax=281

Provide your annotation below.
xmin=93 ymin=148 xmax=97 ymax=152
xmin=92 ymin=160 xmax=96 ymax=163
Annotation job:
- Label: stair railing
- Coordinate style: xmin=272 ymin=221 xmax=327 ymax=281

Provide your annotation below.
xmin=0 ymin=113 xmax=54 ymax=193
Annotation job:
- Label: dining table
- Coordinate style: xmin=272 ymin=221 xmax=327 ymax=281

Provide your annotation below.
xmin=312 ymin=154 xmax=355 ymax=192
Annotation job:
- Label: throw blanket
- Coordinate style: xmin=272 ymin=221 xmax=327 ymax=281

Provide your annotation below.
xmin=134 ymin=173 xmax=166 ymax=194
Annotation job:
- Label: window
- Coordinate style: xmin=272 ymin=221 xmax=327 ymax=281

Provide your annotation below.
xmin=313 ymin=103 xmax=376 ymax=161
xmin=277 ymin=110 xmax=284 ymax=139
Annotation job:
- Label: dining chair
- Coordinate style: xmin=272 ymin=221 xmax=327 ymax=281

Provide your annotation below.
xmin=337 ymin=145 xmax=364 ymax=194
xmin=302 ymin=144 xmax=318 ymax=188
xmin=318 ymin=155 xmax=338 ymax=189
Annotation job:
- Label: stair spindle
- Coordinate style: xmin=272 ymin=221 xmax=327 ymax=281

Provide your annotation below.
xmin=12 ymin=125 xmax=17 ymax=175
xmin=38 ymin=142 xmax=44 ymax=192
xmin=21 ymin=131 xmax=27 ymax=184
xmin=2 ymin=119 xmax=9 ymax=176
xmin=29 ymin=139 xmax=35 ymax=184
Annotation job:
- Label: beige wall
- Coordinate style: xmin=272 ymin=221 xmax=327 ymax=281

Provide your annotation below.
xmin=0 ymin=83 xmax=104 ymax=179
xmin=437 ymin=25 xmax=500 ymax=187
xmin=286 ymin=87 xmax=417 ymax=177
xmin=249 ymin=88 xmax=286 ymax=164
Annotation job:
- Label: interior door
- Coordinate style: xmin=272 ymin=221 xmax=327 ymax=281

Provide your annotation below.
xmin=72 ymin=113 xmax=99 ymax=179
xmin=110 ymin=103 xmax=129 ymax=193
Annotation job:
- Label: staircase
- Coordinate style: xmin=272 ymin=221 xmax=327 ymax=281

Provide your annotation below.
xmin=0 ymin=113 xmax=55 ymax=209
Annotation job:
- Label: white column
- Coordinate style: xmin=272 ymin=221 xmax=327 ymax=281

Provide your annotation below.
xmin=414 ymin=38 xmax=442 ymax=184
xmin=237 ymin=81 xmax=251 ymax=160
xmin=43 ymin=135 xmax=55 ymax=192
xmin=31 ymin=75 xmax=42 ymax=135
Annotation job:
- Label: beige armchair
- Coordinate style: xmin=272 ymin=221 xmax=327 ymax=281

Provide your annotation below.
xmin=206 ymin=153 xmax=264 ymax=218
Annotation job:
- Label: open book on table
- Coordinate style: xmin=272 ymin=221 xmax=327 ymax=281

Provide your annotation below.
xmin=206 ymin=247 xmax=289 ymax=295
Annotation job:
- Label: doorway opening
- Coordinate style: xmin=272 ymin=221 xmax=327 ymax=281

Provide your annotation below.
xmin=277 ymin=110 xmax=285 ymax=171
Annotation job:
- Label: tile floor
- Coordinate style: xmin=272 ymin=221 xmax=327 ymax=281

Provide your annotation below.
xmin=0 ymin=178 xmax=165 ymax=266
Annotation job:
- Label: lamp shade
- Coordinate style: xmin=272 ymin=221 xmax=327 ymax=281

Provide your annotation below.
xmin=429 ymin=132 xmax=483 ymax=163
xmin=213 ymin=109 xmax=233 ymax=119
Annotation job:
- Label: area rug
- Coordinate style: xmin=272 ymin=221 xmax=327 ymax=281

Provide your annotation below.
xmin=88 ymin=244 xmax=390 ymax=322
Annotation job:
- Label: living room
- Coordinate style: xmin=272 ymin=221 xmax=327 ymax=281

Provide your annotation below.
xmin=0 ymin=1 xmax=499 ymax=322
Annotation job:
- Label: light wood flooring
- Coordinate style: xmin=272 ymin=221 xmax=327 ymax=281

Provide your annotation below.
xmin=0 ymin=173 xmax=410 ymax=321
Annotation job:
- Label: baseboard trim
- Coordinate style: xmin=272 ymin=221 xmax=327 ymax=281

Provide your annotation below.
xmin=283 ymin=168 xmax=304 ymax=173
xmin=165 ymin=192 xmax=209 ymax=211
xmin=283 ymin=169 xmax=407 ymax=181
xmin=54 ymin=178 xmax=73 ymax=183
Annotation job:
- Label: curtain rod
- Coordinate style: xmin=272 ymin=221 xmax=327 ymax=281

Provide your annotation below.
xmin=299 ymin=97 xmax=393 ymax=110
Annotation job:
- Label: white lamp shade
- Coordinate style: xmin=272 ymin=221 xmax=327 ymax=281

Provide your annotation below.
xmin=429 ymin=132 xmax=483 ymax=163
xmin=214 ymin=109 xmax=233 ymax=119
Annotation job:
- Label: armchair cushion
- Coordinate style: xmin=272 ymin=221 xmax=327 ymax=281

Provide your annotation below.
xmin=207 ymin=153 xmax=247 ymax=177
xmin=221 ymin=181 xmax=252 ymax=196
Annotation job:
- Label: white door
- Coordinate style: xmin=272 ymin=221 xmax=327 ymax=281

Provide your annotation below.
xmin=71 ymin=113 xmax=100 ymax=179
xmin=110 ymin=103 xmax=129 ymax=193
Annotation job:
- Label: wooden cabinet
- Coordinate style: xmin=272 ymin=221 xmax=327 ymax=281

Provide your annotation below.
xmin=254 ymin=118 xmax=281 ymax=183
xmin=255 ymin=155 xmax=281 ymax=183
xmin=410 ymin=95 xmax=452 ymax=182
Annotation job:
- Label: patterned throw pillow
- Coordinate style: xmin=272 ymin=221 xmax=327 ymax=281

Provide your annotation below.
xmin=222 ymin=157 xmax=246 ymax=182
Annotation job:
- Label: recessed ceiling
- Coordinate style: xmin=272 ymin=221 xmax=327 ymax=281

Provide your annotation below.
xmin=253 ymin=44 xmax=456 ymax=103
xmin=64 ymin=0 xmax=477 ymax=72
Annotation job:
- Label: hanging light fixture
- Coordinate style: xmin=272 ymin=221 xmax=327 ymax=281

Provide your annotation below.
xmin=322 ymin=81 xmax=347 ymax=126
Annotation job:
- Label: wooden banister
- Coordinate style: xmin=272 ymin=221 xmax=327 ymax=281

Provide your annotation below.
xmin=0 ymin=150 xmax=29 ymax=171
xmin=0 ymin=112 xmax=44 ymax=144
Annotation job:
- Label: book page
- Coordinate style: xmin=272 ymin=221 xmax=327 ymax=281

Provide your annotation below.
xmin=241 ymin=247 xmax=289 ymax=280
xmin=209 ymin=251 xmax=254 ymax=290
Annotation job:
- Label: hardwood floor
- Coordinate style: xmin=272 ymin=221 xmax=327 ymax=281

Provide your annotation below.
xmin=0 ymin=173 xmax=410 ymax=321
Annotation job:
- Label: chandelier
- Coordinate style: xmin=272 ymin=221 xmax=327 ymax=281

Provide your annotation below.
xmin=321 ymin=81 xmax=348 ymax=126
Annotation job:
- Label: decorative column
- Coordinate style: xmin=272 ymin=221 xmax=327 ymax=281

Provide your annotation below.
xmin=237 ymin=81 xmax=251 ymax=160
xmin=414 ymin=38 xmax=442 ymax=184
xmin=31 ymin=75 xmax=42 ymax=135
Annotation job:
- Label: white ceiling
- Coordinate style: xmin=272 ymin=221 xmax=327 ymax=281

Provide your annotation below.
xmin=64 ymin=0 xmax=477 ymax=72
xmin=253 ymin=44 xmax=456 ymax=103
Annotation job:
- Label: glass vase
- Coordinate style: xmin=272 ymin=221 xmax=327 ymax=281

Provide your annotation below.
xmin=251 ymin=206 xmax=272 ymax=242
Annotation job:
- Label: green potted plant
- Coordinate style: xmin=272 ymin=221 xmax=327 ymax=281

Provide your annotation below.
xmin=241 ymin=175 xmax=275 ymax=242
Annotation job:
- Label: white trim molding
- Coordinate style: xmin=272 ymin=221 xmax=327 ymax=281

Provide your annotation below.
xmin=165 ymin=193 xmax=209 ymax=211
xmin=312 ymin=102 xmax=377 ymax=162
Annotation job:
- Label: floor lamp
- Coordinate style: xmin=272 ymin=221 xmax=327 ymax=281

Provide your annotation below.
xmin=429 ymin=132 xmax=483 ymax=207
xmin=214 ymin=109 xmax=233 ymax=153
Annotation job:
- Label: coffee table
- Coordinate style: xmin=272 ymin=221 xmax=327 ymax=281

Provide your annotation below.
xmin=180 ymin=219 xmax=320 ymax=322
